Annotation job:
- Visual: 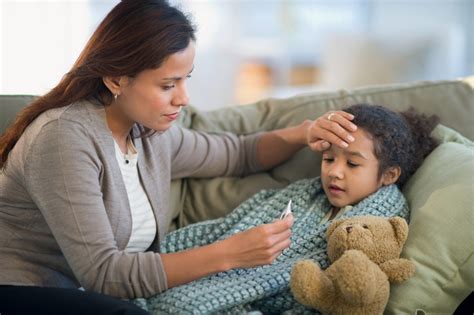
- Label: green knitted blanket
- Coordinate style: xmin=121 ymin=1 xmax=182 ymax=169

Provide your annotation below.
xmin=133 ymin=177 xmax=409 ymax=314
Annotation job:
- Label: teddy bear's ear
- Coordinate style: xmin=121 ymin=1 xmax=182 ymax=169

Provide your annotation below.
xmin=326 ymin=218 xmax=346 ymax=238
xmin=389 ymin=216 xmax=409 ymax=246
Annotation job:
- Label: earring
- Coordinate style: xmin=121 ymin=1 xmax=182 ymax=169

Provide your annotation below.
xmin=114 ymin=94 xmax=118 ymax=101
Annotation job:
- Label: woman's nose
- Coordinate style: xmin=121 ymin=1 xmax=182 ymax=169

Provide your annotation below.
xmin=172 ymin=84 xmax=189 ymax=107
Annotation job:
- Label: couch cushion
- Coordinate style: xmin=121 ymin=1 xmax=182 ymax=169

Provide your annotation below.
xmin=0 ymin=95 xmax=35 ymax=133
xmin=385 ymin=131 xmax=474 ymax=314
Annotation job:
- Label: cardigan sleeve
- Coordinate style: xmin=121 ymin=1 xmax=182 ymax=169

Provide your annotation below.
xmin=168 ymin=125 xmax=265 ymax=179
xmin=24 ymin=119 xmax=168 ymax=299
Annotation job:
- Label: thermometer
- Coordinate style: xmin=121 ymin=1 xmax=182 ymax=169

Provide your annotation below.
xmin=279 ymin=200 xmax=292 ymax=220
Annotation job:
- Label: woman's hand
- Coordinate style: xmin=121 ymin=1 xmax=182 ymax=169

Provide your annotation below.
xmin=302 ymin=110 xmax=358 ymax=152
xmin=221 ymin=214 xmax=294 ymax=270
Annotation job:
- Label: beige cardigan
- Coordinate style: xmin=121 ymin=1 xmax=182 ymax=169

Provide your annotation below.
xmin=0 ymin=99 xmax=263 ymax=299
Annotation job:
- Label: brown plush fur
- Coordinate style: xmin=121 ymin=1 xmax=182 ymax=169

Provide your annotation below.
xmin=290 ymin=216 xmax=415 ymax=315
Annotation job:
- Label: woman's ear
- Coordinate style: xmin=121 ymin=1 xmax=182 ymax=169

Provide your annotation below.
xmin=382 ymin=166 xmax=401 ymax=186
xmin=102 ymin=76 xmax=127 ymax=95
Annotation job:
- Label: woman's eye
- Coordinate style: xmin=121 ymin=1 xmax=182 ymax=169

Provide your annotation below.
xmin=323 ymin=158 xmax=334 ymax=163
xmin=347 ymin=161 xmax=359 ymax=168
xmin=162 ymin=85 xmax=175 ymax=91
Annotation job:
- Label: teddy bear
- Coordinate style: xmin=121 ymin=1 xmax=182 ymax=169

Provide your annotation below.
xmin=290 ymin=215 xmax=415 ymax=315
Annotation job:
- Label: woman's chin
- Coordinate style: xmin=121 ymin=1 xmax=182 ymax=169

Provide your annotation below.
xmin=143 ymin=121 xmax=174 ymax=132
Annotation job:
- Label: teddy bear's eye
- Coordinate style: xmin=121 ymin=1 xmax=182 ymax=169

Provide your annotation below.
xmin=362 ymin=224 xmax=369 ymax=229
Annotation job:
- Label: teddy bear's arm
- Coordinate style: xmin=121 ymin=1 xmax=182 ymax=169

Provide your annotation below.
xmin=290 ymin=260 xmax=336 ymax=312
xmin=332 ymin=249 xmax=381 ymax=305
xmin=379 ymin=258 xmax=415 ymax=283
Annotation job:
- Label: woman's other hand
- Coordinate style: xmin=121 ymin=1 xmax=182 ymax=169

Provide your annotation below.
xmin=221 ymin=214 xmax=294 ymax=270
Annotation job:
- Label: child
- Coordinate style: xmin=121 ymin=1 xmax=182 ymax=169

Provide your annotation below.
xmin=320 ymin=104 xmax=439 ymax=222
xmin=134 ymin=104 xmax=439 ymax=314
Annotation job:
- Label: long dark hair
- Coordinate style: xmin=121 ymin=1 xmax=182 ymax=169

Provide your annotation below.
xmin=0 ymin=0 xmax=195 ymax=168
xmin=344 ymin=104 xmax=440 ymax=188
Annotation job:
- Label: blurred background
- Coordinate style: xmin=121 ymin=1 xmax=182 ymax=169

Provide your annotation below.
xmin=1 ymin=0 xmax=473 ymax=110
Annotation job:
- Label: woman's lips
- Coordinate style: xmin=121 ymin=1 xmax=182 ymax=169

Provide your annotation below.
xmin=164 ymin=112 xmax=179 ymax=121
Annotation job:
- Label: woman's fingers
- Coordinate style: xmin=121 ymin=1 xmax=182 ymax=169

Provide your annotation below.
xmin=228 ymin=214 xmax=294 ymax=268
xmin=309 ymin=121 xmax=350 ymax=148
xmin=265 ymin=216 xmax=293 ymax=248
xmin=333 ymin=110 xmax=355 ymax=121
xmin=328 ymin=111 xmax=357 ymax=132
xmin=273 ymin=232 xmax=292 ymax=250
xmin=266 ymin=227 xmax=292 ymax=248
xmin=308 ymin=140 xmax=330 ymax=152
xmin=266 ymin=214 xmax=294 ymax=234
xmin=268 ymin=236 xmax=292 ymax=262
xmin=259 ymin=231 xmax=292 ymax=264
xmin=307 ymin=110 xmax=358 ymax=151
xmin=319 ymin=118 xmax=355 ymax=146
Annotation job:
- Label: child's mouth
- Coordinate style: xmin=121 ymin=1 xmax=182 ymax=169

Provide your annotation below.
xmin=328 ymin=184 xmax=345 ymax=195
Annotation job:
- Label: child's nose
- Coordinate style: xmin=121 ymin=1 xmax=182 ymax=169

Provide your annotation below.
xmin=328 ymin=163 xmax=344 ymax=179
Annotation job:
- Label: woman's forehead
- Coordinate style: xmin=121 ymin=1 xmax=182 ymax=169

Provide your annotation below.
xmin=137 ymin=42 xmax=195 ymax=81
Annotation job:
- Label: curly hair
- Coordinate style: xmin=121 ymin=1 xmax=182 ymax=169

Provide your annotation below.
xmin=343 ymin=104 xmax=440 ymax=188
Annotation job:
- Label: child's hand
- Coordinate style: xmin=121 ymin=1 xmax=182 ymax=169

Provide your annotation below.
xmin=303 ymin=110 xmax=358 ymax=151
xmin=222 ymin=214 xmax=293 ymax=269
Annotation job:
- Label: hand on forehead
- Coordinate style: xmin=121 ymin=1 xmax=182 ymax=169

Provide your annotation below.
xmin=323 ymin=128 xmax=377 ymax=161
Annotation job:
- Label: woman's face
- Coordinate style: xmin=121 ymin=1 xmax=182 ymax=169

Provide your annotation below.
xmin=321 ymin=128 xmax=386 ymax=208
xmin=112 ymin=40 xmax=195 ymax=132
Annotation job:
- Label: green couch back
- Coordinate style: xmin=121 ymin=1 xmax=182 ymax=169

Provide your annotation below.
xmin=1 ymin=78 xmax=474 ymax=138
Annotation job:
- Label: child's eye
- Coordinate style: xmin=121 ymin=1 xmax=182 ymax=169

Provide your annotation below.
xmin=347 ymin=161 xmax=359 ymax=168
xmin=323 ymin=158 xmax=334 ymax=163
xmin=162 ymin=85 xmax=175 ymax=91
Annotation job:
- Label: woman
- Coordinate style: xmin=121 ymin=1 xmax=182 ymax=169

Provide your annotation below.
xmin=0 ymin=1 xmax=357 ymax=314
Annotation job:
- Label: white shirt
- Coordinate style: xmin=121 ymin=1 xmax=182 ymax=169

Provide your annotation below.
xmin=113 ymin=137 xmax=157 ymax=253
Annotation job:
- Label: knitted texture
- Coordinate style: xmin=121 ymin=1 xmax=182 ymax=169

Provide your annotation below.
xmin=133 ymin=177 xmax=409 ymax=314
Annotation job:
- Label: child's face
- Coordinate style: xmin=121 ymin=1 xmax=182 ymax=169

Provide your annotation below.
xmin=321 ymin=128 xmax=387 ymax=208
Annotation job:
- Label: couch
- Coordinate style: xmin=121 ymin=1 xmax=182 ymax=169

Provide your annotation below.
xmin=1 ymin=77 xmax=473 ymax=314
